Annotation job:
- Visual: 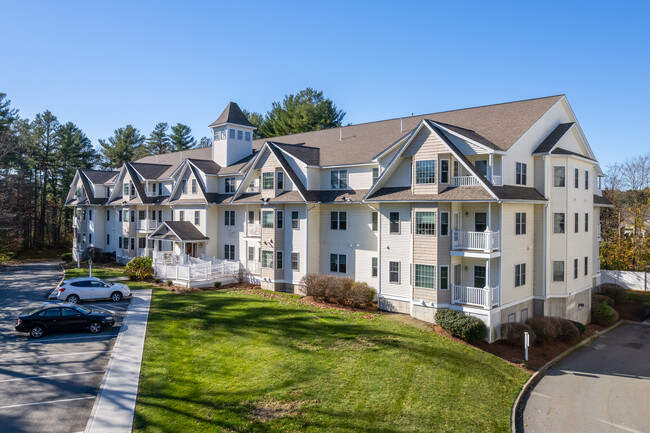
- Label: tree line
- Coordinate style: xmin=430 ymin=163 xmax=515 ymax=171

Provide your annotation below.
xmin=600 ymin=154 xmax=650 ymax=271
xmin=0 ymin=88 xmax=345 ymax=257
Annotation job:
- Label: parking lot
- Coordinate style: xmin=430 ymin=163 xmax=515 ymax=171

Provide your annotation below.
xmin=0 ymin=262 xmax=129 ymax=433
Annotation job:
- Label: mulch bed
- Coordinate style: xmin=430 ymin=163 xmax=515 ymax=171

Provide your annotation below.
xmin=299 ymin=295 xmax=378 ymax=313
xmin=615 ymin=300 xmax=649 ymax=321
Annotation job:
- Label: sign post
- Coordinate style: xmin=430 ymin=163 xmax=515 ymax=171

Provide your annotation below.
xmin=524 ymin=331 xmax=530 ymax=362
xmin=89 ymin=257 xmax=93 ymax=277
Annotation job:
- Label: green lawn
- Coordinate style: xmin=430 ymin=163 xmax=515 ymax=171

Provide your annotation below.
xmin=64 ymin=264 xmax=125 ymax=280
xmin=133 ymin=287 xmax=530 ymax=433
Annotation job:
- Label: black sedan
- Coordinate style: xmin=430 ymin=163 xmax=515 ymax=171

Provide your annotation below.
xmin=15 ymin=303 xmax=115 ymax=338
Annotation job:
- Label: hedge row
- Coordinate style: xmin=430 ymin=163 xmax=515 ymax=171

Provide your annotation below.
xmin=434 ymin=309 xmax=487 ymax=343
xmin=300 ymin=274 xmax=376 ymax=308
xmin=501 ymin=316 xmax=585 ymax=346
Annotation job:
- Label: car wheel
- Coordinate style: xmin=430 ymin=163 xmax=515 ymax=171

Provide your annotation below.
xmin=66 ymin=294 xmax=80 ymax=304
xmin=89 ymin=321 xmax=102 ymax=334
xmin=30 ymin=326 xmax=44 ymax=338
xmin=110 ymin=291 xmax=123 ymax=302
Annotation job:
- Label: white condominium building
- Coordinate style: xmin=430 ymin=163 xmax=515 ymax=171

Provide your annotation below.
xmin=66 ymin=96 xmax=612 ymax=341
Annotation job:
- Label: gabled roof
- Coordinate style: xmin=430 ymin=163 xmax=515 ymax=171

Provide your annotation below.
xmin=188 ymin=158 xmax=220 ymax=175
xmin=594 ymin=194 xmax=614 ymax=207
xmin=432 ymin=121 xmax=501 ymax=151
xmin=149 ymin=221 xmax=209 ymax=242
xmin=550 ymin=147 xmax=596 ymax=161
xmin=81 ymin=169 xmax=118 ymax=184
xmin=130 ymin=162 xmax=172 ymax=179
xmin=267 ymin=143 xmax=309 ymax=201
xmin=274 ymin=143 xmax=321 ymax=165
xmin=533 ymin=123 xmax=574 ymax=154
xmin=209 ymin=102 xmax=255 ymax=128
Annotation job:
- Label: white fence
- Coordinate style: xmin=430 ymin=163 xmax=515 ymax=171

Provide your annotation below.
xmin=452 ymin=176 xmax=480 ymax=186
xmin=601 ymin=270 xmax=649 ymax=291
xmin=152 ymin=252 xmax=240 ymax=284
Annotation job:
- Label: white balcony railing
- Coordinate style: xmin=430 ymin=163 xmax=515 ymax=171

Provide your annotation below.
xmin=452 ymin=230 xmax=500 ymax=252
xmin=137 ymin=219 xmax=159 ymax=231
xmin=247 ymin=223 xmax=261 ymax=236
xmin=247 ymin=260 xmax=261 ymax=274
xmin=452 ymin=176 xmax=481 ymax=186
xmin=452 ymin=284 xmax=498 ymax=309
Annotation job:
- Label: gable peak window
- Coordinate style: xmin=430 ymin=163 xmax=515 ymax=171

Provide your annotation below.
xmin=262 ymin=172 xmax=274 ymax=190
xmin=372 ymin=167 xmax=379 ymax=184
xmin=415 ymin=160 xmax=436 ymax=184
xmin=276 ymin=171 xmax=284 ymax=190
xmin=182 ymin=179 xmax=187 ymax=194
xmin=191 ymin=179 xmax=197 ymax=194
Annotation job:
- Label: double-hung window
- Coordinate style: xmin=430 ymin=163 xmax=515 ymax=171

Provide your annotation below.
xmin=415 ymin=160 xmax=436 ymax=184
xmin=182 ymin=179 xmax=187 ymax=194
xmin=139 ymin=210 xmax=146 ymax=220
xmin=291 ymin=211 xmax=299 ymax=229
xmin=224 ymin=177 xmax=236 ymax=193
xmin=515 ymin=263 xmax=526 ymax=287
xmin=330 ymin=211 xmax=347 ymax=230
xmin=123 ymin=210 xmax=129 ymax=222
xmin=389 ymin=212 xmax=400 ymax=234
xmin=553 ymin=213 xmax=565 ymax=234
xmin=439 ymin=266 xmax=449 ymax=290
xmin=585 ymin=170 xmax=589 ymax=190
xmin=106 ymin=210 xmax=110 ymax=221
xmin=574 ymin=258 xmax=579 ymax=279
xmin=330 ymin=254 xmax=347 ymax=273
xmin=276 ymin=171 xmax=284 ymax=190
xmin=574 ymin=168 xmax=579 ymax=188
xmin=191 ymin=179 xmax=197 ymax=194
xmin=262 ymin=172 xmax=274 ymax=190
xmin=389 ymin=261 xmax=400 ymax=283
xmin=261 ymin=211 xmax=273 ymax=228
xmin=276 ymin=210 xmax=283 ymax=229
xmin=371 ymin=212 xmax=378 ymax=232
xmin=440 ymin=160 xmax=449 ymax=183
xmin=371 ymin=257 xmax=378 ymax=277
xmin=261 ymin=250 xmax=273 ymax=268
xmin=194 ymin=211 xmax=200 ymax=226
xmin=179 ymin=210 xmax=185 ymax=221
xmin=123 ymin=183 xmax=129 ymax=196
xmin=229 ymin=128 xmax=236 ymax=139
xmin=440 ymin=212 xmax=449 ymax=236
xmin=131 ymin=210 xmax=135 ymax=222
xmin=330 ymin=170 xmax=348 ymax=189
xmin=245 ymin=131 xmax=251 ymax=141
xmin=291 ymin=253 xmax=299 ymax=271
xmin=224 ymin=245 xmax=235 ymax=260
xmin=516 ymin=162 xmax=527 ymax=185
xmin=585 ymin=213 xmax=589 ymax=232
xmin=515 ymin=212 xmax=526 ymax=235
xmin=414 ymin=264 xmax=435 ymax=289
xmin=554 ymin=166 xmax=566 ymax=187
xmin=276 ymin=251 xmax=283 ymax=269
xmin=237 ymin=130 xmax=243 ymax=140
xmin=224 ymin=210 xmax=235 ymax=226
xmin=553 ymin=261 xmax=564 ymax=282
xmin=415 ymin=211 xmax=435 ymax=235
xmin=584 ymin=256 xmax=588 ymax=276
xmin=372 ymin=167 xmax=379 ymax=184
xmin=574 ymin=213 xmax=579 ymax=233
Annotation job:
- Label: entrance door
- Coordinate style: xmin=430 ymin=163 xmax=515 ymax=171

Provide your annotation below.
xmin=454 ymin=264 xmax=461 ymax=286
xmin=474 ymin=266 xmax=486 ymax=288
xmin=186 ymin=243 xmax=197 ymax=257
xmin=475 ymin=212 xmax=487 ymax=232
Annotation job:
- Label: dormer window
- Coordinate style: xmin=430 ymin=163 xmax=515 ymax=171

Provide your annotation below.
xmin=123 ymin=183 xmax=129 ymax=196
xmin=229 ymin=129 xmax=235 ymax=139
xmin=276 ymin=171 xmax=284 ymax=190
xmin=130 ymin=182 xmax=135 ymax=195
xmin=213 ymin=128 xmax=226 ymax=141
xmin=225 ymin=177 xmax=236 ymax=193
xmin=76 ymin=186 xmax=82 ymax=197
xmin=237 ymin=130 xmax=243 ymax=140
xmin=191 ymin=179 xmax=197 ymax=194
xmin=182 ymin=179 xmax=187 ymax=194
xmin=331 ymin=170 xmax=348 ymax=189
xmin=245 ymin=131 xmax=251 ymax=141
xmin=372 ymin=168 xmax=379 ymax=184
xmin=415 ymin=160 xmax=436 ymax=184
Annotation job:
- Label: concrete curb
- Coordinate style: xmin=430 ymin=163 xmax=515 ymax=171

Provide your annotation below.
xmin=84 ymin=289 xmax=152 ymax=433
xmin=510 ymin=320 xmax=625 ymax=433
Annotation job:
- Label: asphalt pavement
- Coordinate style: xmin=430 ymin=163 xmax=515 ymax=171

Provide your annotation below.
xmin=523 ymin=322 xmax=650 ymax=433
xmin=0 ymin=262 xmax=128 ymax=433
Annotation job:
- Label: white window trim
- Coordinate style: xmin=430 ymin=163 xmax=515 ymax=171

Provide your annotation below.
xmin=389 ymin=261 xmax=401 ymax=284
xmin=331 ymin=211 xmax=347 ymax=231
xmin=515 ymin=161 xmax=527 ymax=186
xmin=440 ymin=159 xmax=450 ymax=184
xmin=439 ymin=265 xmax=449 ymax=290
xmin=440 ymin=211 xmax=449 ymax=236
xmin=414 ymin=263 xmax=436 ymax=289
xmin=291 ymin=252 xmax=299 ymax=271
xmin=389 ymin=211 xmax=400 ymax=235
xmin=276 ymin=250 xmax=283 ymax=270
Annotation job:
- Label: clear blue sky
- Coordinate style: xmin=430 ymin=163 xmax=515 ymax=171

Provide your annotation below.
xmin=2 ymin=1 xmax=648 ymax=168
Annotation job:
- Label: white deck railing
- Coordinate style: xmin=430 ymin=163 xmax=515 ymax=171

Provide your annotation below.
xmin=137 ymin=219 xmax=159 ymax=231
xmin=451 ymin=284 xmax=498 ymax=308
xmin=247 ymin=260 xmax=261 ymax=274
xmin=247 ymin=223 xmax=261 ymax=236
xmin=452 ymin=175 xmax=481 ymax=186
xmin=154 ymin=258 xmax=240 ymax=283
xmin=452 ymin=230 xmax=500 ymax=252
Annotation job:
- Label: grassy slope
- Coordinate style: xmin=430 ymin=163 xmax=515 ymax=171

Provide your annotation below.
xmin=133 ymin=288 xmax=529 ymax=433
xmin=65 ymin=265 xmax=125 ymax=280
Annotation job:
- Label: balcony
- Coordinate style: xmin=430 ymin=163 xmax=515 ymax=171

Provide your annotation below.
xmin=137 ymin=219 xmax=159 ymax=232
xmin=452 ymin=230 xmax=500 ymax=252
xmin=452 ymin=284 xmax=499 ymax=309
xmin=247 ymin=260 xmax=261 ymax=274
xmin=452 ymin=176 xmax=480 ymax=186
xmin=246 ymin=223 xmax=261 ymax=237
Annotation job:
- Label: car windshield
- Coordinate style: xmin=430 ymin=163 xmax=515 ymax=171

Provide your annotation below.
xmin=28 ymin=308 xmax=43 ymax=315
xmin=74 ymin=305 xmax=91 ymax=314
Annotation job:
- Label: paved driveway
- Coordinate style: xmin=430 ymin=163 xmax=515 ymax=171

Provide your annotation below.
xmin=523 ymin=323 xmax=650 ymax=433
xmin=0 ymin=262 xmax=128 ymax=433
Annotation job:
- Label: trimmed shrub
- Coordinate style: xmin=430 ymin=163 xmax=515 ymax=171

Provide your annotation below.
xmin=124 ymin=256 xmax=154 ymax=281
xmin=166 ymin=280 xmax=172 ymax=286
xmin=592 ymin=301 xmax=619 ymax=326
xmin=154 ymin=278 xmax=161 ymax=284
xmin=501 ymin=322 xmax=536 ymax=346
xmin=435 ymin=309 xmax=487 ymax=343
xmin=102 ymin=251 xmax=116 ymax=262
xmin=348 ymin=282 xmax=376 ymax=307
xmin=570 ymin=320 xmax=585 ymax=335
xmin=326 ymin=277 xmax=354 ymax=301
xmin=61 ymin=252 xmax=73 ymax=262
xmin=556 ymin=318 xmax=580 ymax=341
xmin=592 ymin=293 xmax=614 ymax=307
xmin=525 ymin=317 xmax=560 ymax=344
xmin=213 ymin=281 xmax=222 ymax=288
xmin=301 ymin=273 xmax=329 ymax=301
xmin=597 ymin=283 xmax=627 ymax=305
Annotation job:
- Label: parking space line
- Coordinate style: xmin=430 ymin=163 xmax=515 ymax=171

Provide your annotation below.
xmin=0 ymin=396 xmax=95 ymax=410
xmin=4 ymin=334 xmax=119 ymax=346
xmin=0 ymin=369 xmax=105 ymax=383
xmin=0 ymin=350 xmax=111 ymax=363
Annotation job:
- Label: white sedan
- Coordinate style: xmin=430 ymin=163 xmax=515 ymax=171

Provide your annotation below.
xmin=56 ymin=277 xmax=131 ymax=304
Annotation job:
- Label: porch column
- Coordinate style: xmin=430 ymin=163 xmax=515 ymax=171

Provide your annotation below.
xmin=485 ymin=259 xmax=490 ymax=289
xmin=488 ymin=154 xmax=493 ymax=182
